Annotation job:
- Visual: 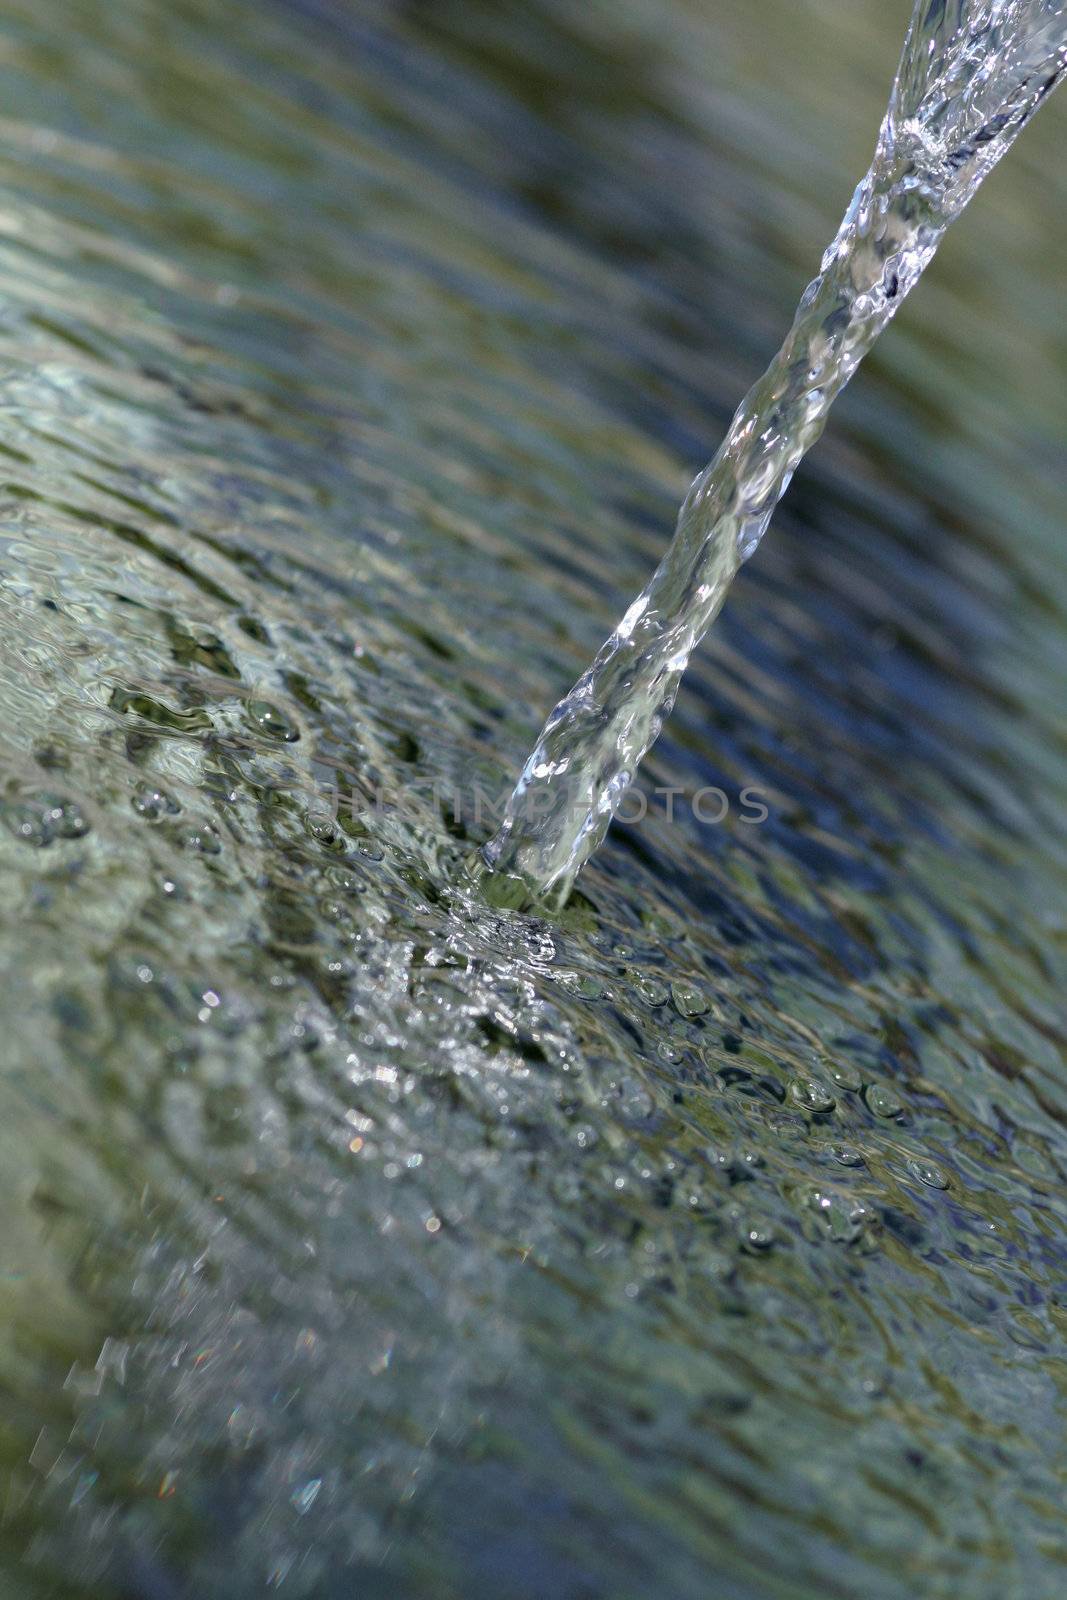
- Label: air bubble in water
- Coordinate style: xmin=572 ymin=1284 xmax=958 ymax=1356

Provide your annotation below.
xmin=671 ymin=981 xmax=709 ymax=1018
xmin=906 ymin=1156 xmax=949 ymax=1190
xmin=865 ymin=1083 xmax=904 ymax=1119
xmin=788 ymin=1077 xmax=835 ymax=1113
xmin=246 ymin=699 xmax=299 ymax=742
xmin=3 ymin=794 xmax=90 ymax=845
xmin=132 ymin=783 xmax=181 ymax=820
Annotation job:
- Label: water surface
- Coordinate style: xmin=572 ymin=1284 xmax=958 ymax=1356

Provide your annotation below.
xmin=2 ymin=1 xmax=1067 ymax=1596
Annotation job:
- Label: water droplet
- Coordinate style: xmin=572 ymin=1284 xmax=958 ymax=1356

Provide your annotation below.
xmin=306 ymin=811 xmax=337 ymax=844
xmin=4 ymin=804 xmax=51 ymax=847
xmin=614 ymin=1074 xmax=654 ymax=1119
xmin=739 ymin=1217 xmax=776 ymax=1253
xmin=245 ymin=698 xmax=299 ymax=742
xmin=182 ymin=822 xmax=222 ymax=855
xmin=824 ymin=1058 xmax=862 ymax=1091
xmin=807 ymin=1186 xmax=873 ymax=1244
xmin=789 ymin=1076 xmax=835 ymax=1113
xmin=132 ymin=783 xmax=181 ymax=820
xmin=3 ymin=794 xmax=90 ymax=846
xmin=635 ymin=977 xmax=668 ymax=1007
xmin=710 ymin=1147 xmax=764 ymax=1187
xmin=50 ymin=799 xmax=89 ymax=838
xmin=672 ymin=981 xmax=708 ymax=1018
xmin=830 ymin=1144 xmax=865 ymax=1167
xmin=865 ymin=1082 xmax=904 ymax=1119
xmin=906 ymin=1156 xmax=949 ymax=1190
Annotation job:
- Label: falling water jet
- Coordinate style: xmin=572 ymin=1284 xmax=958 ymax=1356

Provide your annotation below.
xmin=479 ymin=0 xmax=1067 ymax=911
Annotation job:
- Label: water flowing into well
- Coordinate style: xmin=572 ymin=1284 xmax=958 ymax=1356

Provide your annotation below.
xmin=483 ymin=0 xmax=1067 ymax=907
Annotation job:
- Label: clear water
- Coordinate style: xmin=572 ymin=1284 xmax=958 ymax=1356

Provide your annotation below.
xmin=3 ymin=2 xmax=1067 ymax=1598
xmin=484 ymin=0 xmax=1067 ymax=906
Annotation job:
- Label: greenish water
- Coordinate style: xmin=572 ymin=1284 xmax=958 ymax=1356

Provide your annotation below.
xmin=1 ymin=1 xmax=1067 ymax=1596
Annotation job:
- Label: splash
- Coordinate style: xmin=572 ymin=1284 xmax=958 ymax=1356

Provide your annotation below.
xmin=483 ymin=0 xmax=1067 ymax=908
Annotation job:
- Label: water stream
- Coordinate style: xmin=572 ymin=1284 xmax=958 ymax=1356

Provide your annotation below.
xmin=484 ymin=0 xmax=1067 ymax=907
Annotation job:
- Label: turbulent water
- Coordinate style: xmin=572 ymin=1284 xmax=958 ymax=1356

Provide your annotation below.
xmin=484 ymin=0 xmax=1067 ymax=906
xmin=4 ymin=1 xmax=1067 ymax=1597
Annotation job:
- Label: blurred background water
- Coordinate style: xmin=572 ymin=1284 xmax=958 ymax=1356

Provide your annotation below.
xmin=2 ymin=1 xmax=1067 ymax=1596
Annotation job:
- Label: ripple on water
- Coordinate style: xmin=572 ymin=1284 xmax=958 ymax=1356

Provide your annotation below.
xmin=0 ymin=0 xmax=1066 ymax=1598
